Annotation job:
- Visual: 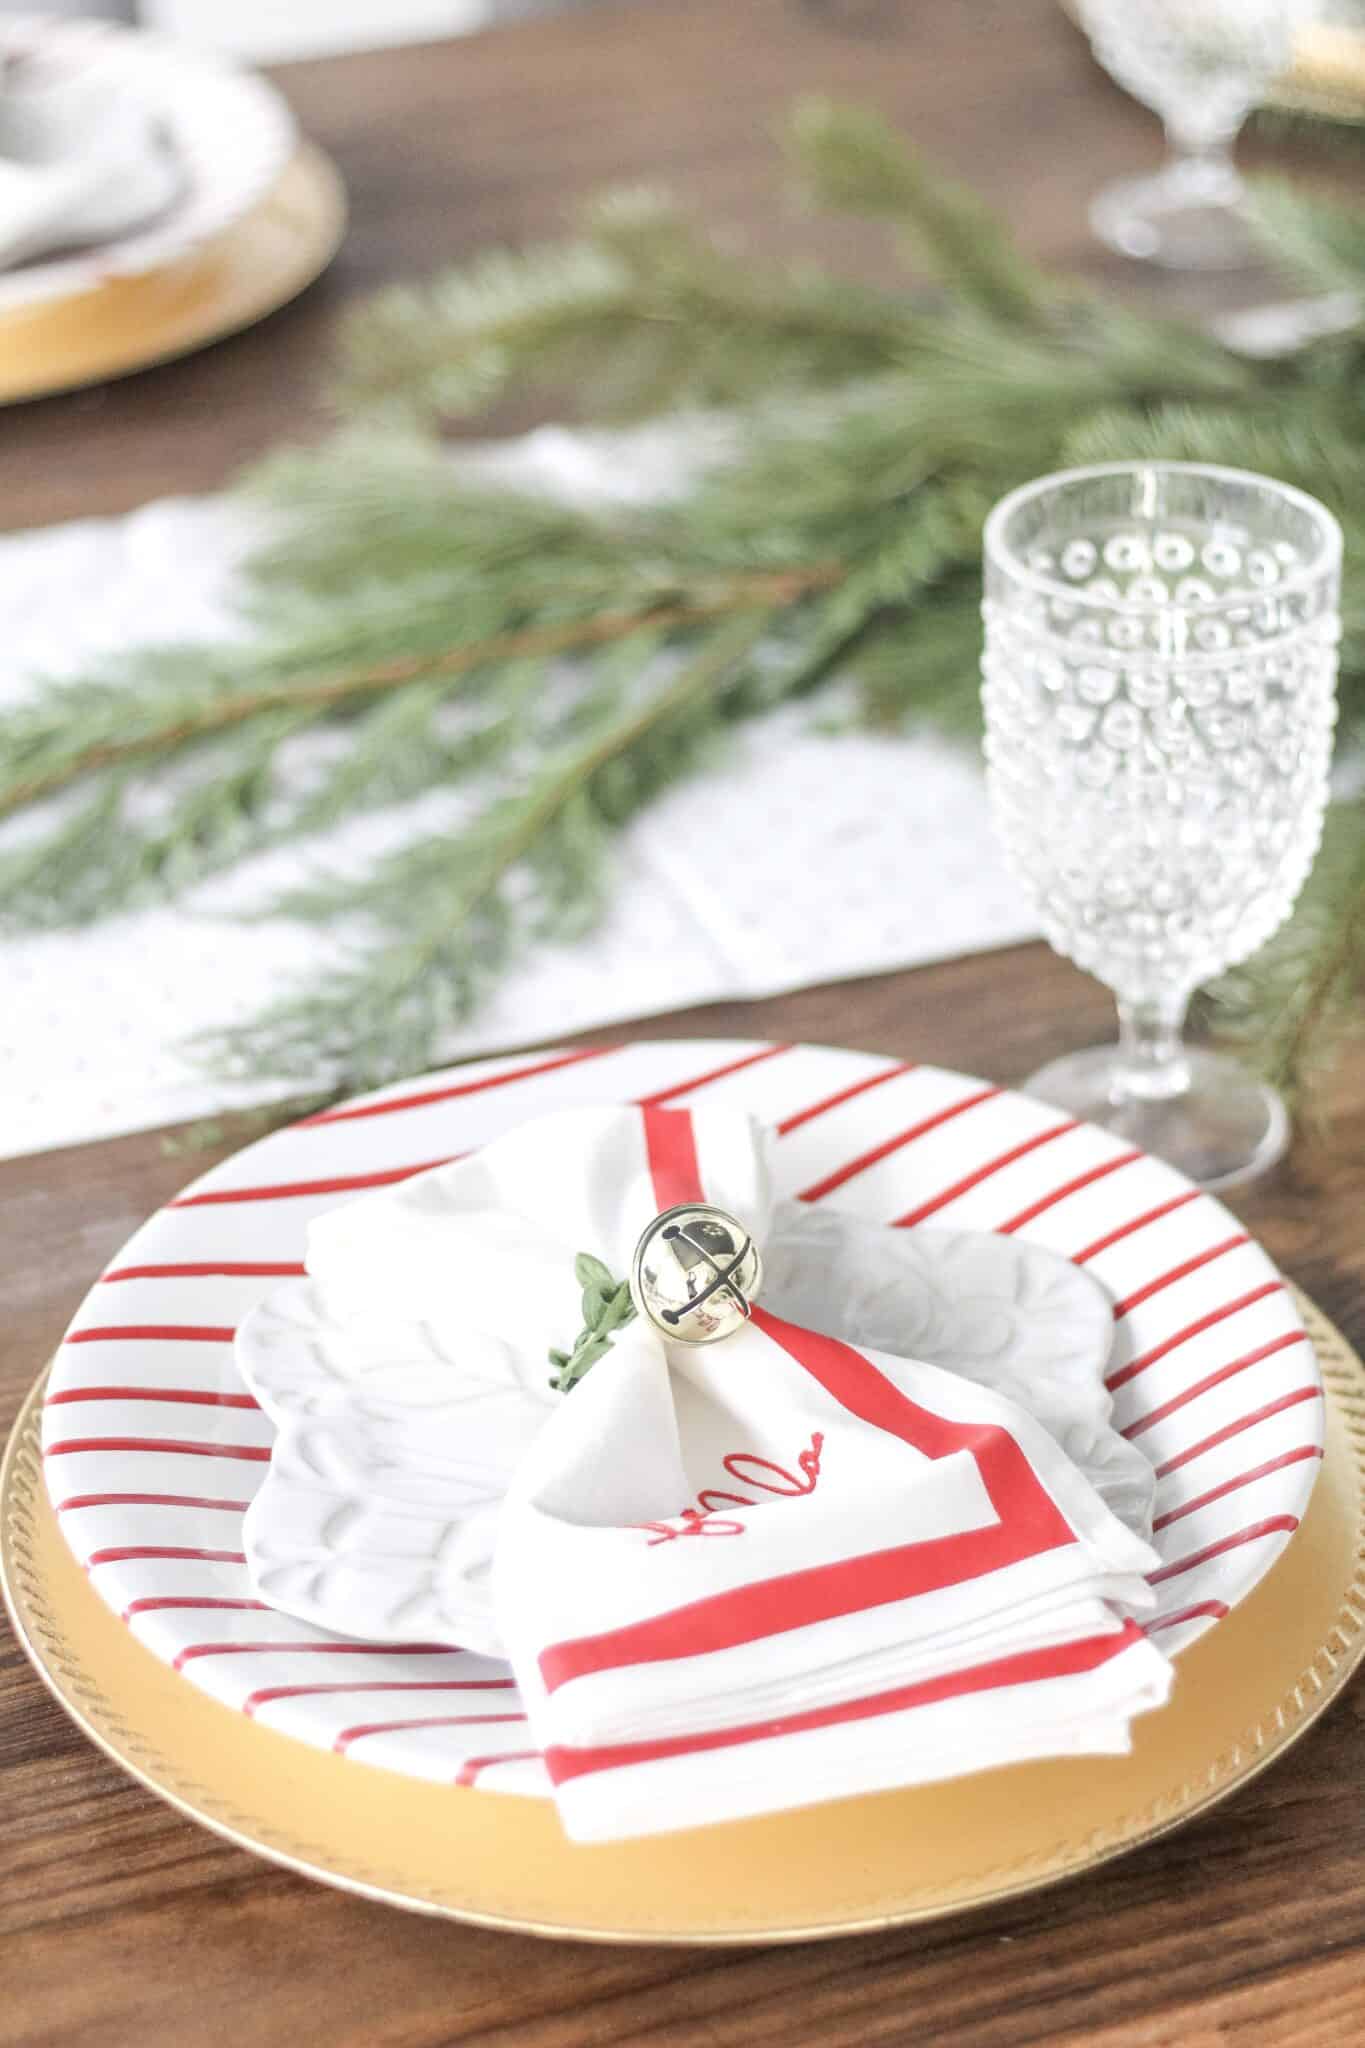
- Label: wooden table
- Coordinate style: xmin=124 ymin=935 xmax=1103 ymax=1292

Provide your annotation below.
xmin=5 ymin=4 xmax=1364 ymax=2042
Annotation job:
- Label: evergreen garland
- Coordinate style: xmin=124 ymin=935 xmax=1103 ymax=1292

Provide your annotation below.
xmin=1 ymin=100 xmax=1362 ymax=1108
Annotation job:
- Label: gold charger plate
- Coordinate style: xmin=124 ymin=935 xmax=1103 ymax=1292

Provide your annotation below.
xmin=0 ymin=144 xmax=346 ymax=405
xmin=4 ymin=1288 xmax=1365 ymax=1946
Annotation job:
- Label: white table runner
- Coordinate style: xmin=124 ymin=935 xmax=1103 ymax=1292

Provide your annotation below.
xmin=0 ymin=430 xmax=1036 ymax=1158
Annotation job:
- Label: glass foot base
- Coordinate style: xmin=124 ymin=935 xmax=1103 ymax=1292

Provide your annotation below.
xmin=1089 ymin=161 xmax=1257 ymax=270
xmin=1023 ymin=1046 xmax=1288 ymax=1192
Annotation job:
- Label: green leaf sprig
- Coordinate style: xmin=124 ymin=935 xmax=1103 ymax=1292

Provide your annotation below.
xmin=548 ymin=1252 xmax=637 ymax=1392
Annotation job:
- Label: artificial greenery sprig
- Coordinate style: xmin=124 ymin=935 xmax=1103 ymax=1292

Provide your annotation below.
xmin=549 ymin=1253 xmax=637 ymax=1392
xmin=1 ymin=98 xmax=1363 ymax=1111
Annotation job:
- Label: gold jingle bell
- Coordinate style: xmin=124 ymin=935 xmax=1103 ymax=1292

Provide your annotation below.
xmin=630 ymin=1203 xmax=762 ymax=1346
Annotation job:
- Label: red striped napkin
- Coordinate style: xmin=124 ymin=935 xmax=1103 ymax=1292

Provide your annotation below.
xmin=485 ymin=1103 xmax=1171 ymax=1840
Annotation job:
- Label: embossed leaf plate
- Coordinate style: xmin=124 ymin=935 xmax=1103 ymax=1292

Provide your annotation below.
xmin=42 ymin=1041 xmax=1323 ymax=1798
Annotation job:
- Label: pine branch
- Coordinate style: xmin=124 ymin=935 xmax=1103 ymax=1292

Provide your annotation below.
xmin=333 ymin=189 xmax=917 ymax=430
xmin=1247 ymin=175 xmax=1365 ymax=301
xmin=1 ymin=102 xmax=1363 ymax=1117
xmin=0 ymin=567 xmax=835 ymax=823
xmin=1211 ymin=801 xmax=1365 ymax=1112
xmin=200 ymin=612 xmax=771 ymax=1089
xmin=785 ymin=97 xmax=1058 ymax=331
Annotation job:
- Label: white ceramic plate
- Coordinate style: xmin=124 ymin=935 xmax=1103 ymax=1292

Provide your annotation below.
xmin=0 ymin=16 xmax=294 ymax=312
xmin=41 ymin=1040 xmax=1323 ymax=1798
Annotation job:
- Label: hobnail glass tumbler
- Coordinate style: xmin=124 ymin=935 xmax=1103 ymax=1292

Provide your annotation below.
xmin=982 ymin=462 xmax=1340 ymax=1189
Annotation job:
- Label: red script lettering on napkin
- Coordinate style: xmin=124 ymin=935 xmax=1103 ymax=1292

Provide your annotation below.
xmin=638 ymin=1431 xmax=825 ymax=1545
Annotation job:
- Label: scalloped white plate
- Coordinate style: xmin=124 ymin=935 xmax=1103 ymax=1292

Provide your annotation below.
xmin=42 ymin=1039 xmax=1323 ymax=1799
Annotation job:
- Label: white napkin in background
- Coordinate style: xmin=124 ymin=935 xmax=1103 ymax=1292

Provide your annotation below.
xmin=239 ymin=1100 xmax=1172 ymax=1841
xmin=0 ymin=43 xmax=182 ymax=269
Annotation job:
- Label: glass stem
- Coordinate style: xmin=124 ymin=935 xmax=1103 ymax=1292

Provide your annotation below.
xmin=1162 ymin=122 xmax=1242 ymax=195
xmin=1115 ymin=994 xmax=1191 ymax=1102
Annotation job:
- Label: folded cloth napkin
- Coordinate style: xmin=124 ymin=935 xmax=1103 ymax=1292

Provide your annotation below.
xmin=241 ymin=1098 xmax=1171 ymax=1839
xmin=487 ymin=1107 xmax=1168 ymax=1839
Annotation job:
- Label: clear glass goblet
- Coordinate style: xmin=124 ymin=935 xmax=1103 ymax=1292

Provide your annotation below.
xmin=982 ymin=462 xmax=1340 ymax=1190
xmin=1076 ymin=0 xmax=1307 ymax=269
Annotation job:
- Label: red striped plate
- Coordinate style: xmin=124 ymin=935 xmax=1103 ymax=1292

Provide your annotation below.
xmin=42 ymin=1039 xmax=1322 ymax=1798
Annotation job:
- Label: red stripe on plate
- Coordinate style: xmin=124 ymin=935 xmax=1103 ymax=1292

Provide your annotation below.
xmin=796 ymin=1087 xmax=1001 ymax=1204
xmin=173 ymin=1640 xmax=461 ymax=1673
xmin=1153 ymin=1384 xmax=1323 ymax=1479
xmin=1110 ymin=1289 xmax=1291 ymax=1398
xmin=168 ymin=1159 xmax=459 ymax=1207
xmin=641 ymin=1103 xmax=706 ymax=1212
xmin=545 ymin=1626 xmax=1143 ymax=1785
xmin=996 ymin=1150 xmax=1142 ymax=1235
xmin=455 ymin=1750 xmax=541 ymax=1787
xmin=1147 ymin=1515 xmax=1298 ymax=1586
xmin=1071 ymin=1190 xmax=1202 ymax=1266
xmin=45 ymin=1437 xmax=271 ymax=1462
xmin=891 ymin=1121 xmax=1078 ymax=1229
xmin=56 ymin=1491 xmax=252 ymax=1515
xmin=302 ymin=1045 xmax=619 ymax=1125
xmin=539 ymin=1308 xmax=1074 ymax=1695
xmin=1151 ymin=1446 xmax=1323 ymax=1532
xmin=1146 ymin=1599 xmax=1230 ymax=1634
xmin=125 ymin=1597 xmax=269 ymax=1620
xmin=1111 ymin=1235 xmax=1249 ymax=1320
xmin=47 ymin=1385 xmax=258 ymax=1410
xmin=243 ymin=1677 xmax=518 ymax=1718
xmin=102 ymin=1261 xmax=307 ymax=1283
xmin=636 ymin=1043 xmax=794 ymax=1108
xmin=88 ymin=1545 xmax=246 ymax=1566
xmin=775 ymin=1063 xmax=916 ymax=1137
xmin=334 ymin=1711 xmax=528 ymax=1755
xmin=1123 ymin=1331 xmax=1310 ymax=1441
xmin=65 ymin=1325 xmax=236 ymax=1346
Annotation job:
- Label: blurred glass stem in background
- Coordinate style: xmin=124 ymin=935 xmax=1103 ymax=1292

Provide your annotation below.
xmin=1078 ymin=0 xmax=1311 ymax=268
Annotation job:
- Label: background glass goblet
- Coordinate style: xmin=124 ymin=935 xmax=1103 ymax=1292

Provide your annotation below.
xmin=1076 ymin=0 xmax=1308 ymax=268
xmin=982 ymin=461 xmax=1340 ymax=1190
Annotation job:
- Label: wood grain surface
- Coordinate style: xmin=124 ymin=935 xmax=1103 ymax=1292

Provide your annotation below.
xmin=4 ymin=3 xmax=1365 ymax=2043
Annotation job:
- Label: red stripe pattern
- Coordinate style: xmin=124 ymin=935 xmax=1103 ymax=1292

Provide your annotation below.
xmin=1110 ymin=1235 xmax=1248 ymax=1320
xmin=892 ymin=1121 xmax=1078 ymax=1229
xmin=102 ymin=1261 xmax=307 ymax=1283
xmin=169 ymin=1159 xmax=458 ymax=1207
xmin=65 ymin=1325 xmax=237 ymax=1346
xmin=455 ymin=1750 xmax=542 ymax=1788
xmin=335 ymin=1711 xmax=527 ymax=1755
xmin=45 ymin=1436 xmax=272 ymax=1462
xmin=1107 ymin=1284 xmax=1286 ymax=1393
xmin=546 ymin=1628 xmax=1143 ymax=1786
xmin=243 ymin=1677 xmax=518 ymax=1717
xmin=797 ymin=1087 xmax=1001 ymax=1203
xmin=303 ymin=1045 xmax=618 ymax=1125
xmin=636 ymin=1043 xmax=793 ymax=1108
xmin=42 ymin=1038 xmax=1322 ymax=1794
xmin=48 ymin=1385 xmax=258 ymax=1410
xmin=776 ymin=1063 xmax=915 ymax=1137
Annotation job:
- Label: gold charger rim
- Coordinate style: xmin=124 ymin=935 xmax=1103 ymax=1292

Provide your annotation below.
xmin=4 ymin=1286 xmax=1365 ymax=1946
xmin=0 ymin=142 xmax=346 ymax=406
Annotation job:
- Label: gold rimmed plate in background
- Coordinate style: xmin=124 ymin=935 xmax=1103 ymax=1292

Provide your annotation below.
xmin=0 ymin=145 xmax=346 ymax=405
xmin=4 ymin=1288 xmax=1364 ymax=1946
